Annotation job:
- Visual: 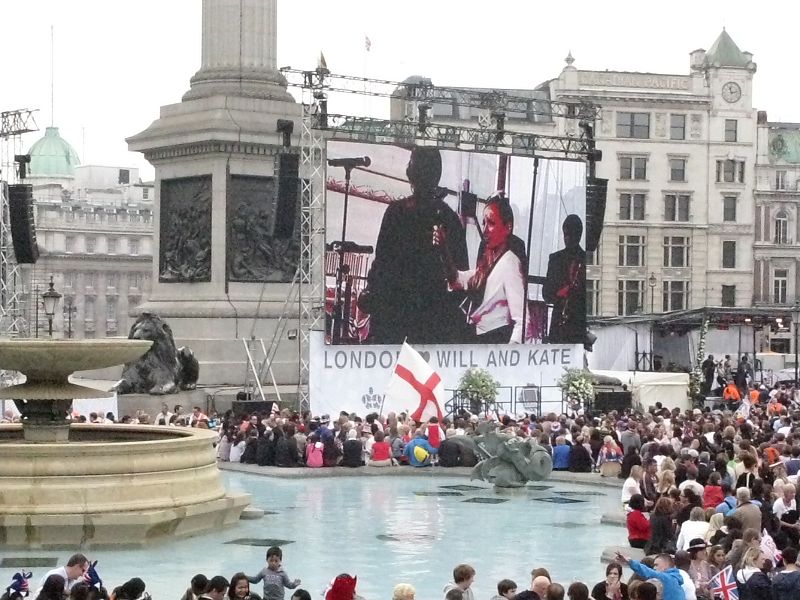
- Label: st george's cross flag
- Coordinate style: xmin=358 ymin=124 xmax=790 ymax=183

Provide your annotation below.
xmin=709 ymin=565 xmax=738 ymax=600
xmin=383 ymin=343 xmax=444 ymax=422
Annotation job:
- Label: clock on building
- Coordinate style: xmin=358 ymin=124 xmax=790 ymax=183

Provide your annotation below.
xmin=721 ymin=81 xmax=741 ymax=103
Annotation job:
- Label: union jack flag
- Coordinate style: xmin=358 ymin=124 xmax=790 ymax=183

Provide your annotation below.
xmin=710 ymin=565 xmax=739 ymax=600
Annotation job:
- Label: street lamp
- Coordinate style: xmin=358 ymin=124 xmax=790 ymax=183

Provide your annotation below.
xmin=65 ymin=299 xmax=76 ymax=339
xmin=793 ymin=302 xmax=800 ymax=385
xmin=41 ymin=275 xmax=62 ymax=338
xmin=648 ymin=272 xmax=657 ymax=313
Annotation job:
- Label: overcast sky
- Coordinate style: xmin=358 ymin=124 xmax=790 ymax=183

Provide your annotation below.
xmin=3 ymin=0 xmax=799 ymax=181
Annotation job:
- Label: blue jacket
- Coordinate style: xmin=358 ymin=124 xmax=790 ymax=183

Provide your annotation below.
xmin=552 ymin=445 xmax=571 ymax=469
xmin=715 ymin=495 xmax=737 ymax=514
xmin=404 ymin=437 xmax=436 ymax=467
xmin=628 ymin=560 xmax=685 ymax=600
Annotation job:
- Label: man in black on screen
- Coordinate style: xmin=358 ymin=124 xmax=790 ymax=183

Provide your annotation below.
xmin=542 ymin=214 xmax=586 ymax=344
xmin=360 ymin=146 xmax=469 ymax=344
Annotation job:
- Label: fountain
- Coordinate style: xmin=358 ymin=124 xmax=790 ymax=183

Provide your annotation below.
xmin=0 ymin=339 xmax=250 ymax=548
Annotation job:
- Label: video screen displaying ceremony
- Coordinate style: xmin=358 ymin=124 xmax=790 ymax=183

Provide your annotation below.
xmin=324 ymin=140 xmax=588 ymax=346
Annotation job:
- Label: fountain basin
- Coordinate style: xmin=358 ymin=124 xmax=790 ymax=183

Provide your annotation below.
xmin=0 ymin=424 xmax=250 ymax=548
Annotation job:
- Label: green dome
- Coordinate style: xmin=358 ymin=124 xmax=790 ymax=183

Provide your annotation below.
xmin=27 ymin=126 xmax=80 ymax=177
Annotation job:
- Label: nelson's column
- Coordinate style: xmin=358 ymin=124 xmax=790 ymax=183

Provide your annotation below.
xmin=127 ymin=0 xmax=303 ymax=393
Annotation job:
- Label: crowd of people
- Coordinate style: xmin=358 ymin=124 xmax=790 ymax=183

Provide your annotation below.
xmin=0 ymin=547 xmax=710 ymax=600
xmin=7 ymin=360 xmax=800 ymax=599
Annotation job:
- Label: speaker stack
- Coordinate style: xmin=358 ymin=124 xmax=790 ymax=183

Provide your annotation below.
xmin=272 ymin=153 xmax=300 ymax=239
xmin=7 ymin=183 xmax=39 ymax=264
xmin=585 ymin=176 xmax=608 ymax=253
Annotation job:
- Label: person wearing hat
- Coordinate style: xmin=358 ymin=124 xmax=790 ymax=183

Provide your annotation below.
xmin=687 ymin=538 xmax=716 ymax=599
xmin=324 ymin=575 xmax=357 ymax=600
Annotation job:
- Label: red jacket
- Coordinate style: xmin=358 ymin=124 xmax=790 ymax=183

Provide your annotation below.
xmin=627 ymin=509 xmax=651 ymax=541
xmin=703 ymin=485 xmax=724 ymax=509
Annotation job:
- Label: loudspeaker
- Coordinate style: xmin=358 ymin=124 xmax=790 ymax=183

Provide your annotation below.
xmin=585 ymin=176 xmax=608 ymax=253
xmin=273 ymin=153 xmax=300 ymax=239
xmin=593 ymin=391 xmax=631 ymax=413
xmin=232 ymin=400 xmax=277 ymax=416
xmin=8 ymin=184 xmax=39 ymax=264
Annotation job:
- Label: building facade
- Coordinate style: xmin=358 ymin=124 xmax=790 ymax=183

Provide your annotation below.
xmin=754 ymin=117 xmax=800 ymax=352
xmin=547 ymin=31 xmax=757 ymax=317
xmin=19 ymin=127 xmax=154 ymax=339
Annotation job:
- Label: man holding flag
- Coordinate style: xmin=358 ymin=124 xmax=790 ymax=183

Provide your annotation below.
xmin=382 ymin=342 xmax=444 ymax=467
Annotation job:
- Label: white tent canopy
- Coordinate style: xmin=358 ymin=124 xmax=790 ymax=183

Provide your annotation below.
xmin=592 ymin=369 xmax=690 ymax=412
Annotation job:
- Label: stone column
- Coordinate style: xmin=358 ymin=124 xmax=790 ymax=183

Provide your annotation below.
xmin=183 ymin=0 xmax=291 ymax=102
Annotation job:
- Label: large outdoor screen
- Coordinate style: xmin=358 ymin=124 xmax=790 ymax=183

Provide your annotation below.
xmin=324 ymin=141 xmax=586 ymax=346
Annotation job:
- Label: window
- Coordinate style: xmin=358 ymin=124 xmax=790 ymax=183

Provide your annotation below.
xmin=663 ymin=236 xmax=690 ymax=267
xmin=723 ymin=196 xmax=737 ymax=222
xmin=65 ymin=210 xmax=75 ymax=222
xmin=664 ymin=194 xmax=690 ymax=222
xmin=85 ymin=271 xmax=97 ymax=290
xmin=721 ymin=285 xmax=736 ymax=307
xmin=618 ymin=280 xmax=644 ymax=315
xmin=85 ymin=237 xmax=96 ymax=254
xmin=106 ymin=297 xmax=117 ymax=320
xmin=107 ymin=238 xmax=117 ymax=254
xmin=774 ymin=269 xmax=788 ymax=304
xmin=619 ymin=156 xmax=647 ymax=180
xmin=618 ymin=235 xmax=645 ymax=267
xmin=129 ymin=273 xmax=142 ymax=290
xmin=107 ymin=212 xmax=118 ymax=224
xmin=65 ymin=236 xmax=75 ymax=253
xmin=776 ymin=170 xmax=787 ymax=191
xmin=118 ymin=169 xmax=130 ymax=185
xmin=587 ymin=279 xmax=600 ymax=316
xmin=725 ymin=119 xmax=738 ymax=142
xmin=107 ymin=272 xmax=119 ymax=290
xmin=716 ymin=160 xmax=745 ymax=183
xmin=142 ymin=188 xmax=150 ymax=200
xmin=662 ymin=281 xmax=689 ymax=312
xmin=85 ymin=297 xmax=95 ymax=319
xmin=669 ymin=158 xmax=687 ymax=182
xmin=64 ymin=271 xmax=76 ymax=289
xmin=85 ymin=211 xmax=97 ymax=223
xmin=617 ymin=112 xmax=650 ymax=139
xmin=130 ymin=213 xmax=141 ymax=224
xmin=619 ymin=193 xmax=645 ymax=220
xmin=44 ymin=232 xmax=55 ymax=249
xmin=129 ymin=238 xmax=140 ymax=255
xmin=775 ymin=211 xmax=789 ymax=244
xmin=722 ymin=241 xmax=736 ymax=269
xmin=670 ymin=114 xmax=686 ymax=140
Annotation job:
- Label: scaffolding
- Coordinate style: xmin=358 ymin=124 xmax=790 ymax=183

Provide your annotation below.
xmin=0 ymin=108 xmax=39 ymax=338
xmin=285 ymin=69 xmax=599 ymax=411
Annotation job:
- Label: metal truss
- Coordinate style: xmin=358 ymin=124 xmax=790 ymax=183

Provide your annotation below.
xmin=281 ymin=69 xmax=600 ymax=122
xmin=297 ymin=82 xmax=327 ymax=411
xmin=0 ymin=109 xmax=38 ymax=339
xmin=321 ymin=113 xmax=593 ymax=161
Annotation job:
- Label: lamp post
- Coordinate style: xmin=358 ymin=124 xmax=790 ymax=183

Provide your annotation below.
xmin=65 ymin=299 xmax=76 ymax=339
xmin=33 ymin=285 xmax=40 ymax=338
xmin=41 ymin=275 xmax=62 ymax=338
xmin=648 ymin=272 xmax=657 ymax=313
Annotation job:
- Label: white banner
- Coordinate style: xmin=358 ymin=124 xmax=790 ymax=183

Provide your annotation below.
xmin=310 ymin=331 xmax=582 ymax=417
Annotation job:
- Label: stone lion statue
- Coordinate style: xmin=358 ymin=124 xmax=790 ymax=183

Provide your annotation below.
xmin=114 ymin=313 xmax=200 ymax=395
